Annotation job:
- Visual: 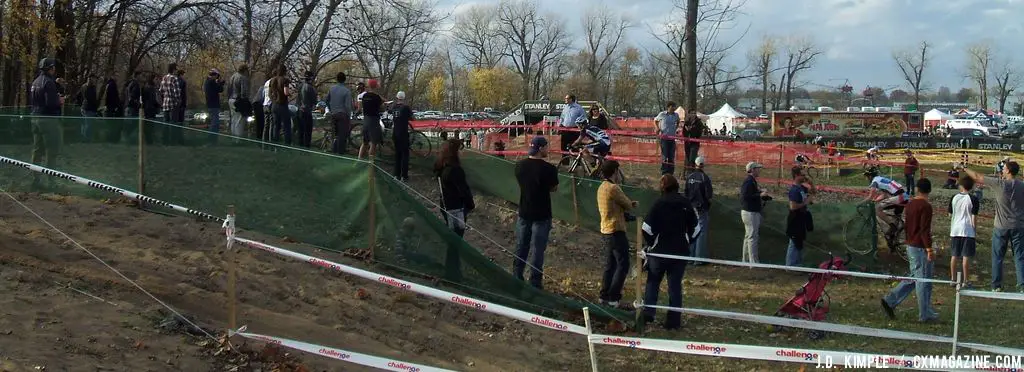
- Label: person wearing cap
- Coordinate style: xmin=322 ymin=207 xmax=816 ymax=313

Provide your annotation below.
xmin=685 ymin=156 xmax=713 ymax=263
xmin=296 ymin=70 xmax=318 ymax=148
xmin=740 ymin=162 xmax=768 ymax=263
xmin=513 ymin=136 xmax=559 ymax=289
xmin=204 ymin=68 xmax=225 ymax=142
xmin=324 ymin=72 xmax=353 ymax=154
xmin=391 ymin=91 xmax=414 ymax=181
xmin=358 ymin=79 xmax=385 ymax=159
xmin=904 ymin=149 xmax=919 ymax=196
xmin=654 ymin=101 xmax=680 ymax=175
xmin=30 ymin=58 xmax=64 ymax=188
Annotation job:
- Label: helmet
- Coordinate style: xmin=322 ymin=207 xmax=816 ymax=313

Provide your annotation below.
xmin=38 ymin=58 xmax=57 ymax=70
xmin=863 ymin=166 xmax=879 ymax=178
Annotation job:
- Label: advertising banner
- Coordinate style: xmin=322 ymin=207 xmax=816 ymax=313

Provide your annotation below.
xmin=772 ymin=111 xmax=924 ymax=137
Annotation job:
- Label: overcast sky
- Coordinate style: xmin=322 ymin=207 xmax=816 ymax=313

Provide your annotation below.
xmin=437 ymin=0 xmax=1024 ymax=93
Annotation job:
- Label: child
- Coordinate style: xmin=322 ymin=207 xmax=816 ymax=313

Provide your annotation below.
xmin=949 ymin=175 xmax=979 ymax=288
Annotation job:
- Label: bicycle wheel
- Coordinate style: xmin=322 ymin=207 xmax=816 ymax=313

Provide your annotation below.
xmin=410 ymin=130 xmax=432 ymax=157
xmin=349 ymin=123 xmax=364 ymax=150
xmin=844 ymin=211 xmax=876 ymax=255
xmin=316 ymin=131 xmax=334 ymax=152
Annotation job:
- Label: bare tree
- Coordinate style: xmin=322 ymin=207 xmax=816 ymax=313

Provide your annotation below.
xmin=965 ymin=41 xmax=992 ymax=109
xmin=893 ymin=40 xmax=930 ymax=107
xmin=991 ymin=59 xmax=1020 ymax=113
xmin=339 ymin=0 xmax=438 ymax=96
xmin=495 ymin=0 xmax=569 ymax=101
xmin=581 ymin=5 xmax=630 ymax=101
xmin=779 ymin=36 xmax=821 ymax=108
xmin=747 ymin=34 xmax=776 ymax=113
xmin=451 ymin=4 xmax=504 ymax=68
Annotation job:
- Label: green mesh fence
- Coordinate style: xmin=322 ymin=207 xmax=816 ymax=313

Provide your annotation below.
xmin=0 ymin=115 xmax=616 ymax=323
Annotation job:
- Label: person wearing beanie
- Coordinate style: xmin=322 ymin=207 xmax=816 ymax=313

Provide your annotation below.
xmin=391 ymin=91 xmax=414 ymax=181
xmin=513 ymin=136 xmax=559 ymax=289
xmin=684 ymin=156 xmax=713 ymax=263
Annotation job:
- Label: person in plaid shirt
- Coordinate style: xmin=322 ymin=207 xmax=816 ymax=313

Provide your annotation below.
xmin=159 ymin=62 xmax=183 ymax=144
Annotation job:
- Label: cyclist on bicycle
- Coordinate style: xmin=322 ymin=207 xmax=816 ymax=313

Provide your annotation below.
xmin=571 ymin=117 xmax=612 ymax=166
xmin=863 ymin=166 xmax=909 ymax=239
xmin=795 ymin=153 xmax=813 ymax=167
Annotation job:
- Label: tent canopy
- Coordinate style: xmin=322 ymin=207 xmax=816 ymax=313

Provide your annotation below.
xmin=706 ymin=103 xmax=746 ymax=134
xmin=924 ymin=108 xmax=953 ymax=120
xmin=709 ymin=103 xmax=747 ymax=118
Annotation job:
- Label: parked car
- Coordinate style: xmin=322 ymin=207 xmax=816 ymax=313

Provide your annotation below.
xmin=739 ymin=129 xmax=762 ymax=139
xmin=1001 ymin=125 xmax=1024 ymax=139
xmin=947 ymin=128 xmax=992 ymax=139
xmin=900 ymin=131 xmax=929 ymax=138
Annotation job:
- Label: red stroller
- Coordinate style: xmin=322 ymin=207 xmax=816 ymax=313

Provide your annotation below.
xmin=774 ymin=254 xmax=851 ymax=339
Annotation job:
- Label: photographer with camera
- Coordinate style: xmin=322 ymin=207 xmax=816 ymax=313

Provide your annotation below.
xmin=740 ymin=162 xmax=770 ymax=263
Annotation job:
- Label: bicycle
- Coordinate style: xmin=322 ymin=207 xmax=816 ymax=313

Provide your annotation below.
xmin=349 ymin=120 xmax=433 ymax=158
xmin=844 ymin=201 xmax=907 ymax=262
xmin=560 ymin=144 xmax=624 ymax=183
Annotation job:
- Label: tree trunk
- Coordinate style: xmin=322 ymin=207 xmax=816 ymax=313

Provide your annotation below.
xmin=760 ymin=74 xmax=768 ymax=113
xmin=683 ymin=0 xmax=698 ymax=112
xmin=104 ymin=7 xmax=127 ymax=78
xmin=268 ymin=0 xmax=320 ymax=71
xmin=308 ymin=0 xmax=341 ymax=73
xmin=243 ymin=0 xmax=253 ymax=66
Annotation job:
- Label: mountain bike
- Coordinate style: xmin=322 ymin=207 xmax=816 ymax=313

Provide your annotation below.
xmin=349 ymin=119 xmax=433 ymax=158
xmin=844 ymin=201 xmax=907 ymax=262
xmin=560 ymin=144 xmax=624 ymax=183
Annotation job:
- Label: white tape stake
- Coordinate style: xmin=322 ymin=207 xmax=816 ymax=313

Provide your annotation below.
xmin=583 ymin=307 xmax=599 ymax=372
xmin=644 ymin=252 xmax=956 ymax=285
xmin=0 ymin=155 xmax=223 ymax=221
xmin=952 ymin=272 xmax=962 ymax=357
xmin=233 ymin=329 xmax=456 ymax=372
xmin=232 ymin=236 xmax=588 ymax=335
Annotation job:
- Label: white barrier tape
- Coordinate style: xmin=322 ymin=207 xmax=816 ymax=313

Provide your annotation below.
xmin=587 ymin=334 xmax=944 ymax=370
xmin=0 ymin=155 xmax=223 ymax=221
xmin=644 ymin=252 xmax=957 ymax=285
xmin=642 ymin=304 xmax=953 ymax=344
xmin=232 ymin=236 xmax=588 ymax=335
xmin=959 ymin=342 xmax=1024 ymax=357
xmin=960 ymin=289 xmax=1024 ymax=302
xmin=233 ymin=329 xmax=456 ymax=372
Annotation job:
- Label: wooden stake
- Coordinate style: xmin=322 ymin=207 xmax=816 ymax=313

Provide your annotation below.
xmin=226 ymin=205 xmax=237 ymax=331
xmin=571 ymin=175 xmax=580 ymax=227
xmin=634 ymin=218 xmax=645 ymax=332
xmin=367 ymin=160 xmax=377 ymax=260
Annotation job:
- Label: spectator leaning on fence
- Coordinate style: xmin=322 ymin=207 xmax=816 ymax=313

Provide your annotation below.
xmin=684 ymin=156 xmax=713 ymax=264
xmin=513 ymin=136 xmax=559 ymax=290
xmin=653 ymin=101 xmax=680 ymax=176
xmin=962 ymin=161 xmax=1024 ymax=292
xmin=786 ymin=166 xmax=815 ymax=267
xmin=740 ymin=162 xmax=768 ymax=263
xmin=324 ymin=72 xmax=353 ymax=154
xmin=596 ymin=160 xmax=637 ymax=308
xmin=948 ymin=175 xmax=979 ymax=288
xmin=641 ymin=174 xmax=699 ymax=330
xmin=904 ymin=149 xmax=919 ymax=195
xmin=880 ymin=178 xmax=939 ymax=323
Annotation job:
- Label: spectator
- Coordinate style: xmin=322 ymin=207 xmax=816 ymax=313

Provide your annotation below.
xmin=324 ymin=72 xmax=353 ymax=154
xmin=740 ymin=162 xmax=768 ymax=263
xmin=653 ymin=101 xmax=680 ymax=175
xmin=141 ymin=73 xmax=159 ymax=144
xmin=597 ymin=160 xmax=637 ymax=307
xmin=434 ymin=139 xmax=475 ymax=237
xmin=641 ymin=174 xmax=699 ymax=330
xmin=880 ymin=178 xmax=939 ymax=322
xmin=963 ymin=162 xmax=1024 ymax=292
xmin=227 ymin=64 xmax=251 ymax=138
xmin=513 ymin=136 xmax=559 ymax=289
xmin=683 ymin=111 xmax=705 ymax=169
xmin=904 ymin=149 xmax=919 ymax=195
xmin=253 ymin=82 xmax=267 ymax=140
xmin=786 ymin=166 xmax=815 ymax=267
xmin=124 ymin=71 xmax=142 ymax=118
xmin=101 ymin=77 xmax=122 ymax=117
xmin=204 ymin=69 xmax=225 ymax=142
xmin=78 ymin=75 xmax=99 ymax=141
xmin=176 ymin=69 xmax=187 ymax=124
xmin=297 ymin=70 xmax=317 ymax=148
xmin=588 ymin=106 xmax=609 ymax=130
xmin=30 ymin=57 xmax=63 ymax=188
xmin=268 ymin=65 xmax=292 ymax=145
xmin=558 ymin=94 xmax=586 ymax=165
xmin=685 ymin=156 xmax=713 ymax=264
xmin=392 ymin=91 xmax=414 ymax=181
xmin=158 ymin=63 xmax=183 ymax=145
xmin=949 ymin=175 xmax=979 ymax=288
xmin=358 ymin=79 xmax=385 ymax=159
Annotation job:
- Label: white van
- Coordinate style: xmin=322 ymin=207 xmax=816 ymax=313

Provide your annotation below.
xmin=946 ymin=119 xmax=993 ymax=135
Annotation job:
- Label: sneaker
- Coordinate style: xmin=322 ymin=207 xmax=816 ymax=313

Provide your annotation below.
xmin=993 ymin=287 xmax=1003 ymax=292
xmin=880 ymin=299 xmax=895 ymax=320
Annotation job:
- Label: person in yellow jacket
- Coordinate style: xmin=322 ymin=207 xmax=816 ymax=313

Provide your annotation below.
xmin=597 ymin=160 xmax=637 ymax=307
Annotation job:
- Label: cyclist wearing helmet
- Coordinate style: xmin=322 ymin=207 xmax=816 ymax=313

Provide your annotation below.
xmin=864 ymin=166 xmax=909 ymax=236
xmin=795 ymin=153 xmax=813 ymax=167
xmin=571 ymin=118 xmax=612 ymax=165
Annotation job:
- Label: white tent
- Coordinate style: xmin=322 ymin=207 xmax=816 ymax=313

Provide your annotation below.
xmin=707 ymin=103 xmax=747 ymax=134
xmin=924 ymin=108 xmax=953 ymax=129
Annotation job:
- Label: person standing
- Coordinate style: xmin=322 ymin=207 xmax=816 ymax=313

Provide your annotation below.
xmin=268 ymin=65 xmax=292 ymax=145
xmin=78 ymin=75 xmax=99 ymax=141
xmin=227 ymin=64 xmax=251 ymax=138
xmin=124 ymin=71 xmax=142 ymax=118
xmin=204 ymin=69 xmax=225 ymax=142
xmin=588 ymin=106 xmax=609 ymax=129
xmin=653 ymin=102 xmax=680 ymax=175
xmin=962 ymin=162 xmax=1024 ymax=292
xmin=173 ymin=68 xmax=187 ymax=144
xmin=391 ymin=91 xmax=414 ymax=181
xmin=880 ymin=178 xmax=939 ymax=322
xmin=141 ymin=73 xmax=160 ymax=144
xmin=513 ymin=136 xmax=559 ymax=289
xmin=100 ymin=77 xmax=123 ymax=142
xmin=904 ymin=149 xmax=920 ymax=195
xmin=948 ymin=175 xmax=979 ymax=288
xmin=158 ymin=63 xmax=182 ymax=145
xmin=597 ymin=160 xmax=637 ymax=307
xmin=740 ymin=162 xmax=768 ymax=263
xmin=685 ymin=156 xmax=713 ymax=263
xmin=297 ymin=71 xmax=317 ymax=147
xmin=358 ymin=79 xmax=385 ymax=159
xmin=558 ymin=94 xmax=586 ymax=164
xmin=252 ymin=82 xmax=266 ymax=140
xmin=30 ymin=58 xmax=64 ymax=188
xmin=434 ymin=139 xmax=475 ymax=237
xmin=324 ymin=72 xmax=353 ymax=154
xmin=641 ymin=174 xmax=700 ymax=329
xmin=786 ymin=166 xmax=815 ymax=267
xmin=683 ymin=111 xmax=705 ymax=169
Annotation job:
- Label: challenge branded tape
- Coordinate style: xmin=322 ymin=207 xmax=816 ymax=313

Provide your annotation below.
xmin=959 ymin=290 xmax=1024 ymax=302
xmin=232 ymin=237 xmax=587 ymax=335
xmin=958 ymin=342 xmax=1024 ymax=357
xmin=233 ymin=328 xmax=455 ymax=372
xmin=588 ymin=334 xmax=944 ymax=371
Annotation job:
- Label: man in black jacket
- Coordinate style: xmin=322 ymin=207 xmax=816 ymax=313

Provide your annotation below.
xmin=30 ymin=58 xmax=64 ymax=188
xmin=204 ymin=69 xmax=225 ymax=143
xmin=786 ymin=166 xmax=815 ymax=267
xmin=124 ymin=71 xmax=142 ymax=118
xmin=78 ymin=75 xmax=99 ymax=141
xmin=641 ymin=174 xmax=699 ymax=330
xmin=685 ymin=156 xmax=713 ymax=264
xmin=682 ymin=112 xmax=705 ymax=171
xmin=296 ymin=71 xmax=317 ymax=147
xmin=740 ymin=162 xmax=768 ymax=263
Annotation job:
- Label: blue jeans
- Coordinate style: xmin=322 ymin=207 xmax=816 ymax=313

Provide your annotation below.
xmin=513 ymin=218 xmax=552 ymax=289
xmin=642 ymin=257 xmax=686 ymax=329
xmin=905 ymin=174 xmax=915 ymax=195
xmin=599 ymin=231 xmax=630 ymax=302
xmin=786 ymin=238 xmax=804 ymax=267
xmin=991 ymin=228 xmax=1024 ymax=291
xmin=883 ymin=246 xmax=938 ymax=321
xmin=81 ymin=109 xmax=97 ymax=141
xmin=208 ymin=107 xmax=221 ymax=143
xmin=271 ymin=103 xmax=292 ymax=145
xmin=659 ymin=139 xmax=676 ymax=175
xmin=692 ymin=212 xmax=710 ymax=259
